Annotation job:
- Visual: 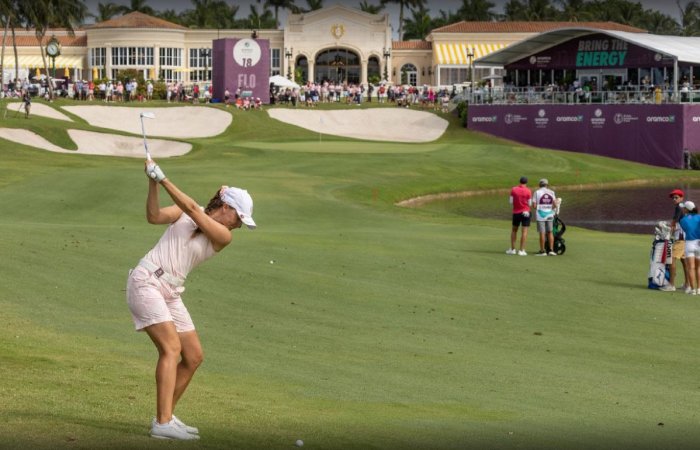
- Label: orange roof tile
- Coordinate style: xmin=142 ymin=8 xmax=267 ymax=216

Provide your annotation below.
xmin=392 ymin=41 xmax=432 ymax=50
xmin=432 ymin=21 xmax=646 ymax=34
xmin=1 ymin=34 xmax=87 ymax=47
xmin=86 ymin=11 xmax=186 ymax=30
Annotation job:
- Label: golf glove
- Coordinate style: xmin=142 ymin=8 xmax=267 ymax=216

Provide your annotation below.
xmin=146 ymin=163 xmax=166 ymax=182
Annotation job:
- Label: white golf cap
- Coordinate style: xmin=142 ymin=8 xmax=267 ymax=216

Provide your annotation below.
xmin=682 ymin=201 xmax=696 ymax=211
xmin=220 ymin=187 xmax=256 ymax=229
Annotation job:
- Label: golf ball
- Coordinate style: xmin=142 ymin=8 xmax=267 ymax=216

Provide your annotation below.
xmin=270 ymin=260 xmax=274 ymax=264
xmin=295 ymin=439 xmax=304 ymax=447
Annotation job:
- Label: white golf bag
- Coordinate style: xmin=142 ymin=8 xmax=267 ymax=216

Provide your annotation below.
xmin=648 ymin=221 xmax=672 ymax=289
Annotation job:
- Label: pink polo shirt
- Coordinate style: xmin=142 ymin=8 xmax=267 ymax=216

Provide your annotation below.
xmin=143 ymin=210 xmax=216 ymax=282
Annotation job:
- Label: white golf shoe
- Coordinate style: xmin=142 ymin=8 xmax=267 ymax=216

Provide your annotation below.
xmin=173 ymin=415 xmax=199 ymax=435
xmin=505 ymin=248 xmax=516 ymax=255
xmin=150 ymin=419 xmax=200 ymax=440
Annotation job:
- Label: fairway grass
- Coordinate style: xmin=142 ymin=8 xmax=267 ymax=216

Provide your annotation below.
xmin=1 ymin=99 xmax=700 ymax=449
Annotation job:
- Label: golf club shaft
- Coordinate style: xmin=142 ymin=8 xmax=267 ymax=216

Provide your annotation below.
xmin=140 ymin=116 xmax=152 ymax=161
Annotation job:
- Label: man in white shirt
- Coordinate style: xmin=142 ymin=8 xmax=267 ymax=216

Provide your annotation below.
xmin=533 ymin=178 xmax=557 ymax=256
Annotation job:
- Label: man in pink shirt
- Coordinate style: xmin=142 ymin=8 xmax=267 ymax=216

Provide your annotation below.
xmin=507 ymin=176 xmax=532 ymax=256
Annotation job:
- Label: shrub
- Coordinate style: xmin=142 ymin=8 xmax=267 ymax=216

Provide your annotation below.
xmin=455 ymin=100 xmax=468 ymax=126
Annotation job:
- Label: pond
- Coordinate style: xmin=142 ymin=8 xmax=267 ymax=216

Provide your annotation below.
xmin=418 ymin=183 xmax=699 ymax=235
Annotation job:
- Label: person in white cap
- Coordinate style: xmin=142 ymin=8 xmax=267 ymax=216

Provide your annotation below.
xmin=126 ymin=159 xmax=255 ymax=440
xmin=679 ymin=201 xmax=700 ymax=295
xmin=533 ymin=178 xmax=557 ymax=256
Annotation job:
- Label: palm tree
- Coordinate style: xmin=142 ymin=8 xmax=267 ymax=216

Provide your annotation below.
xmin=116 ymin=0 xmax=155 ymax=16
xmin=95 ymin=2 xmax=120 ymax=22
xmin=358 ymin=0 xmax=385 ymax=14
xmin=239 ymin=3 xmax=276 ymax=29
xmin=586 ymin=0 xmax=617 ymax=21
xmin=380 ymin=0 xmax=424 ymax=40
xmin=0 ymin=0 xmax=19 ymax=86
xmin=431 ymin=9 xmax=460 ymax=29
xmin=263 ymin=0 xmax=296 ymax=28
xmin=21 ymin=0 xmax=87 ymax=98
xmin=614 ymin=0 xmax=644 ymax=25
xmin=677 ymin=0 xmax=700 ymax=36
xmin=402 ymin=4 xmax=432 ymax=39
xmin=156 ymin=9 xmax=185 ymax=25
xmin=291 ymin=0 xmax=323 ymax=13
xmin=456 ymin=0 xmax=496 ymax=21
xmin=503 ymin=0 xmax=528 ymax=20
xmin=642 ymin=9 xmax=681 ymax=35
xmin=554 ymin=0 xmax=593 ymax=21
xmin=185 ymin=0 xmax=216 ymax=28
xmin=504 ymin=0 xmax=557 ymax=20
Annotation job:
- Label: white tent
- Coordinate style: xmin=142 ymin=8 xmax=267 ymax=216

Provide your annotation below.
xmin=269 ymin=75 xmax=299 ymax=89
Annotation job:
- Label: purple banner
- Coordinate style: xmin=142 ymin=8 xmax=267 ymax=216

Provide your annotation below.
xmin=467 ymin=104 xmax=699 ymax=168
xmin=212 ymin=38 xmax=270 ymax=104
xmin=685 ymin=105 xmax=700 ymax=153
xmin=508 ymin=33 xmax=672 ymax=70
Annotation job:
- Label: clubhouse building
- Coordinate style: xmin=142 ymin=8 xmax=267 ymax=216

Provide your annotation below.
xmin=1 ymin=5 xmax=647 ymax=89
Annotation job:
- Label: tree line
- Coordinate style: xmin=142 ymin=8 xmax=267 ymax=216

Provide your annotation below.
xmin=89 ymin=0 xmax=700 ymax=38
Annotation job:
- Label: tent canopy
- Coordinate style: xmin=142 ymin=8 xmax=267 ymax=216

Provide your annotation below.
xmin=476 ymin=28 xmax=700 ymax=66
xmin=269 ymin=75 xmax=299 ymax=88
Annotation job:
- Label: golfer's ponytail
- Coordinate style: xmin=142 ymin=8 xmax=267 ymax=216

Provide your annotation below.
xmin=192 ymin=190 xmax=226 ymax=236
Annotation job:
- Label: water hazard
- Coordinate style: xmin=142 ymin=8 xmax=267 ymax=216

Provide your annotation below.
xmin=421 ymin=183 xmax=700 ymax=235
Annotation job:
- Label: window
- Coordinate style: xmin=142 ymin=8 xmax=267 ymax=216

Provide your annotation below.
xmin=160 ymin=68 xmax=183 ymax=84
xmin=188 ymin=48 xmax=212 ymax=81
xmin=160 ymin=48 xmax=183 ymax=67
xmin=367 ymin=56 xmax=380 ymax=82
xmin=439 ymin=67 xmax=469 ymax=86
xmin=400 ymin=63 xmax=418 ymax=86
xmin=271 ymin=48 xmax=280 ymax=76
xmin=89 ymin=48 xmax=106 ymax=66
xmin=111 ymin=47 xmax=153 ymax=66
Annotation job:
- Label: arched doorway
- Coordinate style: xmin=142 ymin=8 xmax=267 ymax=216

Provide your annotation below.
xmin=296 ymin=55 xmax=308 ymax=83
xmin=401 ymin=63 xmax=418 ymax=86
xmin=315 ymin=48 xmax=360 ymax=84
xmin=367 ymin=56 xmax=380 ymax=84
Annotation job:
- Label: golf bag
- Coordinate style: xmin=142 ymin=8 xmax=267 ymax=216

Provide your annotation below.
xmin=544 ymin=215 xmax=567 ymax=255
xmin=648 ymin=221 xmax=672 ymax=289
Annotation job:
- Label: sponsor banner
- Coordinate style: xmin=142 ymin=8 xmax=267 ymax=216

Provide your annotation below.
xmin=212 ymin=38 xmax=271 ymax=104
xmin=684 ymin=104 xmax=700 ymax=153
xmin=467 ymin=104 xmax=687 ymax=168
xmin=508 ymin=33 xmax=670 ymax=70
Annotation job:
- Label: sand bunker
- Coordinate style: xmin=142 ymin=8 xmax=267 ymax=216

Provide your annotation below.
xmin=2 ymin=105 xmax=447 ymax=159
xmin=0 ymin=128 xmax=191 ymax=158
xmin=6 ymin=101 xmax=72 ymax=121
xmin=62 ymin=105 xmax=232 ymax=138
xmin=267 ymin=108 xmax=448 ymax=143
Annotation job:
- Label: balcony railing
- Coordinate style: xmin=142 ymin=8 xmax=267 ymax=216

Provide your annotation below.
xmin=458 ymin=85 xmax=700 ymax=105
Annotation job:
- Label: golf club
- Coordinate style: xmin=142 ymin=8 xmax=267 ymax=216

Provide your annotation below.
xmin=140 ymin=111 xmax=156 ymax=161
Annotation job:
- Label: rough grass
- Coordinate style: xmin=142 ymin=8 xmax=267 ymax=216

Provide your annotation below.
xmin=1 ymin=99 xmax=699 ymax=449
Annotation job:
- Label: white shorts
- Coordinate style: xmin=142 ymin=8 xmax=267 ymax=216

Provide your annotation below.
xmin=126 ymin=266 xmax=194 ymax=332
xmin=685 ymin=239 xmax=700 ymax=258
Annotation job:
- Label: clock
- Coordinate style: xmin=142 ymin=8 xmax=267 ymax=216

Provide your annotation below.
xmin=46 ymin=38 xmax=60 ymax=57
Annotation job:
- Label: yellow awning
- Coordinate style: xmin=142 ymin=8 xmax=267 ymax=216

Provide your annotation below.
xmin=0 ymin=55 xmax=84 ymax=68
xmin=434 ymin=43 xmax=507 ymax=65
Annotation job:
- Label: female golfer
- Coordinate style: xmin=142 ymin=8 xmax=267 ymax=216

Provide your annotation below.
xmin=127 ymin=160 xmax=255 ymax=440
xmin=679 ymin=201 xmax=700 ymax=295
